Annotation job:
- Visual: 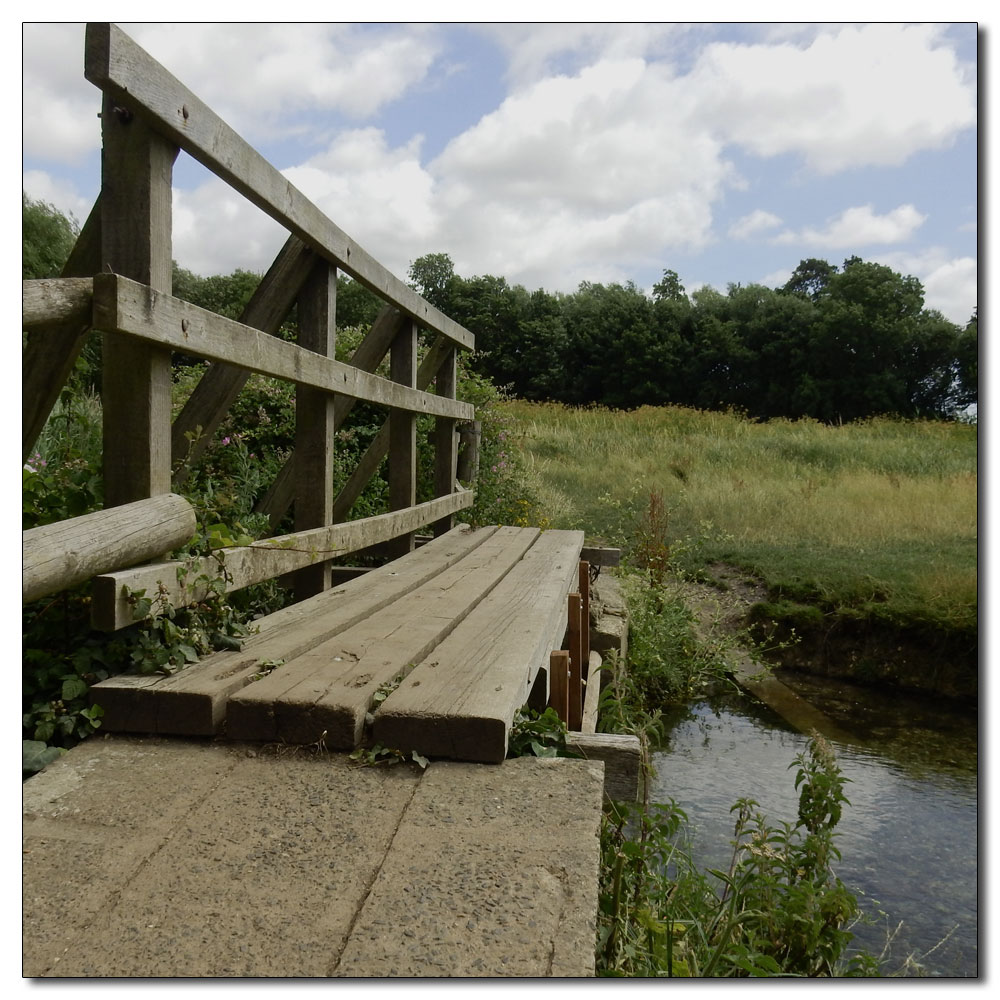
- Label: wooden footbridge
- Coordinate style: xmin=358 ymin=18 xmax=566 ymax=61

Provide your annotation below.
xmin=22 ymin=23 xmax=631 ymax=763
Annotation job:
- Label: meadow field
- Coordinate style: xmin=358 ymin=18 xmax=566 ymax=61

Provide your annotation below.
xmin=505 ymin=401 xmax=977 ymax=652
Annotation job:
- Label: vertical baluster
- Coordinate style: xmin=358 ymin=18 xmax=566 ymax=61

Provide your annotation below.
xmin=388 ymin=319 xmax=418 ymax=558
xmin=294 ymin=262 xmax=337 ymax=599
xmin=433 ymin=347 xmax=459 ymax=537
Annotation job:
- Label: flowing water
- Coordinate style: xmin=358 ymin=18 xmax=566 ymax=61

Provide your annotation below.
xmin=649 ymin=674 xmax=978 ymax=978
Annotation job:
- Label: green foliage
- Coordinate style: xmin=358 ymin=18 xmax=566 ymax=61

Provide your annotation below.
xmin=123 ymin=569 xmax=252 ymax=676
xmin=23 ymin=740 xmax=65 ymax=776
xmin=22 ymin=192 xmax=79 ymax=278
xmin=597 ymin=735 xmax=878 ymax=977
xmin=506 ymin=706 xmax=571 ymax=758
xmin=348 ymin=743 xmax=429 ymax=769
xmin=598 ymin=577 xmax=730 ymax=742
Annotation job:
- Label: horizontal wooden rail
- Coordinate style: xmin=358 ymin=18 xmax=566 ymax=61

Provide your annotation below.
xmin=91 ymin=273 xmax=474 ymax=422
xmin=91 ymin=491 xmax=474 ymax=631
xmin=84 ymin=22 xmax=474 ymax=353
xmin=23 ymin=494 xmax=196 ymax=604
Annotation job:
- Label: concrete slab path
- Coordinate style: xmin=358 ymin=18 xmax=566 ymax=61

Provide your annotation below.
xmin=22 ymin=733 xmax=604 ymax=978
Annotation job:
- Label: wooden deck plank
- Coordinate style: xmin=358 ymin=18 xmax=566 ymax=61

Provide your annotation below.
xmin=90 ymin=524 xmax=497 ymax=735
xmin=226 ymin=527 xmax=540 ymax=747
xmin=373 ymin=529 xmax=585 ymax=764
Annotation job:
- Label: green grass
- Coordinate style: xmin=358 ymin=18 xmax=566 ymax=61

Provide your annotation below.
xmin=506 ymin=402 xmax=977 ymax=637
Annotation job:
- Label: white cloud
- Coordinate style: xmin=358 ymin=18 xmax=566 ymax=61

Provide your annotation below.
xmin=22 ymin=23 xmax=99 ymax=163
xmin=689 ymin=23 xmax=975 ymax=172
xmin=482 ymin=22 xmax=683 ymax=89
xmin=729 ymin=209 xmax=783 ymax=240
xmin=283 ymin=129 xmax=439 ymax=277
xmin=427 ymin=56 xmax=733 ymax=288
xmin=172 ymin=180 xmax=287 ymax=277
xmin=776 ymin=204 xmax=927 ymax=248
xmin=127 ymin=23 xmax=441 ymax=144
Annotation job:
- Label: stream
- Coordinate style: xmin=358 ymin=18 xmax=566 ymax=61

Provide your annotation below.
xmin=649 ymin=674 xmax=978 ymax=977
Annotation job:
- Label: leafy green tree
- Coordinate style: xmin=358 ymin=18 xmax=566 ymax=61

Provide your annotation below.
xmin=171 ymin=265 xmax=261 ymax=320
xmin=562 ymin=281 xmax=659 ymax=408
xmin=408 ymin=252 xmax=458 ymax=310
xmin=652 ymin=268 xmax=687 ymax=302
xmin=782 ymin=257 xmax=837 ymax=301
xmin=23 ymin=192 xmax=79 ymax=278
xmin=336 ymin=275 xmax=384 ymax=328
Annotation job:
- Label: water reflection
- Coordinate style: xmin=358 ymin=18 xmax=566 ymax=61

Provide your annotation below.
xmin=649 ymin=680 xmax=978 ymax=977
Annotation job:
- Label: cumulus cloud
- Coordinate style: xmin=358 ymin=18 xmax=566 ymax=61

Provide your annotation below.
xmin=689 ymin=23 xmax=975 ymax=172
xmin=172 ymin=179 xmax=287 ymax=277
xmin=22 ymin=170 xmax=93 ymax=228
xmin=729 ymin=210 xmax=783 ymax=240
xmin=128 ymin=22 xmax=440 ymax=145
xmin=427 ymin=56 xmax=734 ymax=288
xmin=283 ymin=129 xmax=439 ymax=277
xmin=482 ymin=22 xmax=683 ymax=89
xmin=22 ymin=23 xmax=99 ymax=163
xmin=775 ymin=203 xmax=927 ymax=248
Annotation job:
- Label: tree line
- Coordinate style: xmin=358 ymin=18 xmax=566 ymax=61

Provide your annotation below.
xmin=407 ymin=253 xmax=977 ymax=422
xmin=24 ymin=193 xmax=977 ymax=422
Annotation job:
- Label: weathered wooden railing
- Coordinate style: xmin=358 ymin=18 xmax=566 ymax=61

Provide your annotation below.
xmin=22 ymin=22 xmax=477 ymax=627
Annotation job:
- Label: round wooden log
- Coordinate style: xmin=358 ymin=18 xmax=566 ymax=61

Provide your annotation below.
xmin=23 ymin=493 xmax=196 ymax=604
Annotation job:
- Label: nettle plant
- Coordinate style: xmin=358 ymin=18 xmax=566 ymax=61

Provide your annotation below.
xmin=597 ymin=734 xmax=876 ymax=977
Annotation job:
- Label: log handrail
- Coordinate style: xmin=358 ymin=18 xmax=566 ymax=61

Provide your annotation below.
xmin=23 ymin=494 xmax=196 ymax=604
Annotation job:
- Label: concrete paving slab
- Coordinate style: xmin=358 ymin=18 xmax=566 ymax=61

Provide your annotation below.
xmin=22 ymin=734 xmax=603 ymax=978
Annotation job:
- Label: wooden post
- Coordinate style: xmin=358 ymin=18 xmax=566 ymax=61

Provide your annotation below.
xmin=579 ymin=561 xmax=591 ymax=679
xmin=456 ymin=421 xmax=482 ymax=485
xmin=387 ymin=319 xmax=418 ymax=558
xmin=433 ymin=347 xmax=458 ymax=537
xmin=97 ymin=89 xmax=178 ymax=507
xmin=548 ymin=650 xmax=570 ymax=726
xmin=568 ymin=592 xmax=583 ymax=731
xmin=293 ymin=261 xmax=336 ymax=599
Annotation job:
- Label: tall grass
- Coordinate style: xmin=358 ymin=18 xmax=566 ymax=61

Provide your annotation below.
xmin=506 ymin=402 xmax=977 ymax=635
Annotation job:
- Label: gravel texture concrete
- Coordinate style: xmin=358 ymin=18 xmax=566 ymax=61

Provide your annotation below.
xmin=22 ymin=734 xmax=604 ymax=979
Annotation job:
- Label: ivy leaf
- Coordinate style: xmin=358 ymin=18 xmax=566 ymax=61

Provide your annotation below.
xmin=61 ymin=676 xmax=89 ymax=701
xmin=23 ymin=740 xmax=64 ymax=775
xmin=178 ymin=644 xmax=200 ymax=663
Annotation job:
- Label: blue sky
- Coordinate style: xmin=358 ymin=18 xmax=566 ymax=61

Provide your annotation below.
xmin=21 ymin=18 xmax=978 ymax=324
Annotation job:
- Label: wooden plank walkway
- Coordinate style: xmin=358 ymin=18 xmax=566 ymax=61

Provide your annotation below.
xmin=92 ymin=524 xmax=586 ymax=763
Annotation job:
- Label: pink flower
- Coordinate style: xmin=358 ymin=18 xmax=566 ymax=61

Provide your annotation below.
xmin=222 ymin=436 xmax=231 ymax=445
